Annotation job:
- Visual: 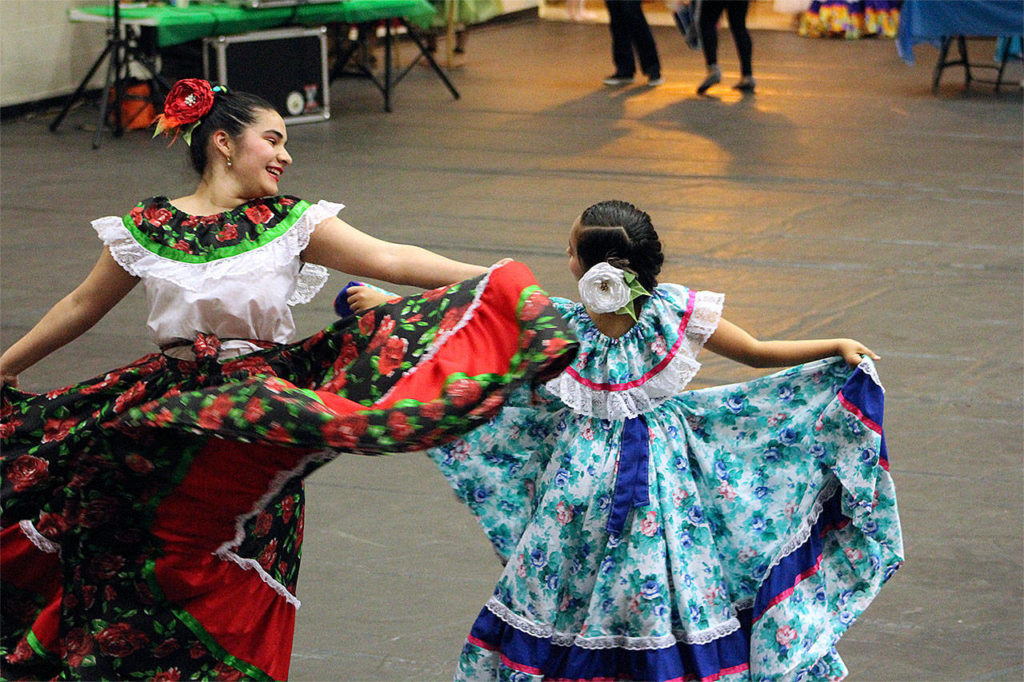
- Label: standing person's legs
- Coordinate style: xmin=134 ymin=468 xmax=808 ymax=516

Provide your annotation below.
xmin=726 ymin=0 xmax=755 ymax=89
xmin=604 ymin=0 xmax=637 ymax=82
xmin=622 ymin=0 xmax=661 ymax=81
xmin=697 ymin=0 xmax=725 ymax=93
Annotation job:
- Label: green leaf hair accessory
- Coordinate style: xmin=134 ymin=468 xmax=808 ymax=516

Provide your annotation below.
xmin=179 ymin=120 xmax=201 ymax=147
xmin=577 ymin=262 xmax=650 ymax=320
xmin=615 ymin=270 xmax=650 ymax=320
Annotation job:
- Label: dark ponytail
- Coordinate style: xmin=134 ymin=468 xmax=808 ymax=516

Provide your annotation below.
xmin=576 ymin=200 xmax=664 ymax=292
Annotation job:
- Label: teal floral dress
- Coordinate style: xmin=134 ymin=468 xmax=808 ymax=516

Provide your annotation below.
xmin=0 ymin=196 xmax=577 ymax=681
xmin=429 ymin=283 xmax=904 ymax=681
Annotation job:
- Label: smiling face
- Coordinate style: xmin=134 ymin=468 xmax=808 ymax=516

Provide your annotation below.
xmin=227 ymin=108 xmax=292 ymax=199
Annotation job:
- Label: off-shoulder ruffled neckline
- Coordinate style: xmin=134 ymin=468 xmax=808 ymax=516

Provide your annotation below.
xmin=95 ymin=198 xmax=341 ymax=305
xmin=556 ymin=287 xmax=668 ymax=345
xmin=156 ymin=195 xmax=288 ymax=221
xmin=544 ymin=285 xmax=723 ymax=418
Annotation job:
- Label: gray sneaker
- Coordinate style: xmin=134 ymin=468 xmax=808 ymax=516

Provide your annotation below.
xmin=603 ymin=74 xmax=635 ymax=86
xmin=696 ymin=68 xmax=722 ymax=95
xmin=733 ymin=77 xmax=756 ymax=92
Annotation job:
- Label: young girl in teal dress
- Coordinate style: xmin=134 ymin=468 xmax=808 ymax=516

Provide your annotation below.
xmin=428 ymin=200 xmax=904 ymax=681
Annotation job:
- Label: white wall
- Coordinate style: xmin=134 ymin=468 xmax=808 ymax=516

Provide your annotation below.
xmin=1 ymin=0 xmax=111 ymax=108
xmin=500 ymin=0 xmax=539 ymax=12
xmin=1 ymin=1 xmax=798 ymax=108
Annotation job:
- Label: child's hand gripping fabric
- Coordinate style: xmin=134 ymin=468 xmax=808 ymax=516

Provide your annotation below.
xmin=333 ymin=281 xmax=400 ymax=317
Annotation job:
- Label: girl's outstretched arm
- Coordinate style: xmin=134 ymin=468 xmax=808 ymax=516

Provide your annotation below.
xmin=704 ymin=318 xmax=880 ymax=369
xmin=0 ymin=247 xmax=139 ymax=386
xmin=302 ymin=216 xmax=487 ymax=289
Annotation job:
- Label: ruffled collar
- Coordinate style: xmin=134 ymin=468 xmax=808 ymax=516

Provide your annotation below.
xmin=123 ymin=195 xmax=309 ymax=262
xmin=96 ymin=198 xmax=343 ymax=305
xmin=544 ymin=285 xmax=722 ymax=419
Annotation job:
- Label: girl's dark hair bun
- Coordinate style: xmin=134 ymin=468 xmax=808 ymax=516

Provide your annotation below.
xmin=576 ymin=200 xmax=664 ymax=292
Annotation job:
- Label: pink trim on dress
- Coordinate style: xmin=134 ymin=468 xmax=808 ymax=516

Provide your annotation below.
xmin=836 ymin=392 xmax=882 ymax=435
xmin=751 ymin=554 xmax=824 ymax=625
xmin=500 ymin=654 xmax=544 ymax=675
xmin=565 ymin=289 xmax=696 ymax=392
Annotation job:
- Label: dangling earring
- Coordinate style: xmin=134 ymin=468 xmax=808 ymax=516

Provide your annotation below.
xmin=226 ymin=156 xmax=232 ymax=169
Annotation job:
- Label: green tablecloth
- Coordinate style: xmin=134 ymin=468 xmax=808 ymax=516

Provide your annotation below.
xmin=72 ymin=0 xmax=437 ymax=47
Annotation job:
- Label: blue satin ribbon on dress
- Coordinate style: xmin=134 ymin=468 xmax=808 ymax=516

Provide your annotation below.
xmin=606 ymin=415 xmax=651 ymax=535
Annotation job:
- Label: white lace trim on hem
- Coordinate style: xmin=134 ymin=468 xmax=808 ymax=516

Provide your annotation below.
xmin=19 ymin=520 xmax=60 ymax=555
xmin=214 ymin=448 xmax=335 ymax=610
xmin=857 ymin=357 xmax=885 ymax=393
xmin=761 ymin=477 xmax=840 ymax=584
xmin=484 ymin=596 xmax=742 ymax=649
xmin=94 ymin=200 xmax=342 ymax=305
xmin=214 ymin=549 xmax=301 ymax=609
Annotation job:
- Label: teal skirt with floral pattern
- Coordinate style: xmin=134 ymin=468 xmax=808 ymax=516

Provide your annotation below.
xmin=430 ymin=358 xmax=903 ymax=682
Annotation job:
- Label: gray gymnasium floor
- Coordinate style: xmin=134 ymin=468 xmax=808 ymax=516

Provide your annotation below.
xmin=1 ymin=13 xmax=1021 ymax=682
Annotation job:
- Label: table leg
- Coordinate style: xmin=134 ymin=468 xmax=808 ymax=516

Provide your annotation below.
xmin=384 ymin=21 xmax=393 ymax=112
xmin=957 ymin=35 xmax=972 ymax=88
xmin=446 ymin=0 xmax=456 ymax=69
xmin=50 ymin=41 xmax=114 ymax=133
xmin=994 ymin=38 xmax=1010 ymax=93
xmin=328 ymin=18 xmax=459 ymax=111
xmin=932 ymin=36 xmax=952 ymax=93
xmin=95 ymin=38 xmax=123 ymax=148
xmin=401 ymin=20 xmax=460 ymax=101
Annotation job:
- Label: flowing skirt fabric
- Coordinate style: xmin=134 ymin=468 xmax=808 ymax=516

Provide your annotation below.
xmin=0 ymin=262 xmax=577 ymax=681
xmin=429 ymin=359 xmax=903 ymax=681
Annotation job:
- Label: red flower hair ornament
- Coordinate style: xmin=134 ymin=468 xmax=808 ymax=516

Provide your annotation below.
xmin=152 ymin=79 xmax=224 ymax=146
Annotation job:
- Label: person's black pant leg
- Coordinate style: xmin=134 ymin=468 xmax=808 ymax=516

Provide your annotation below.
xmin=624 ymin=0 xmax=660 ymax=76
xmin=725 ymin=0 xmax=753 ymax=76
xmin=698 ymin=0 xmax=725 ymax=67
xmin=605 ymin=0 xmax=637 ymax=76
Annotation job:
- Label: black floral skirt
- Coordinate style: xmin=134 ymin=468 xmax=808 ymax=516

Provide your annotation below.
xmin=0 ymin=261 xmax=576 ymax=681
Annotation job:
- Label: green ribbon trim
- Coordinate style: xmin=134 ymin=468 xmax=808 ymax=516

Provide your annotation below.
xmin=26 ymin=628 xmax=59 ymax=662
xmin=142 ymin=560 xmax=277 ymax=681
xmin=120 ymin=199 xmax=311 ymax=264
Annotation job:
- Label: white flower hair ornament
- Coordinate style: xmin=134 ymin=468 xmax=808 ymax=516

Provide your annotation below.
xmin=577 ymin=262 xmax=650 ymax=320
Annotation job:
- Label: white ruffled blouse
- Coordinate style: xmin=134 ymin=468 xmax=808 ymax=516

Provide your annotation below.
xmin=543 ymin=284 xmax=724 ymax=420
xmin=94 ymin=196 xmax=341 ymax=359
